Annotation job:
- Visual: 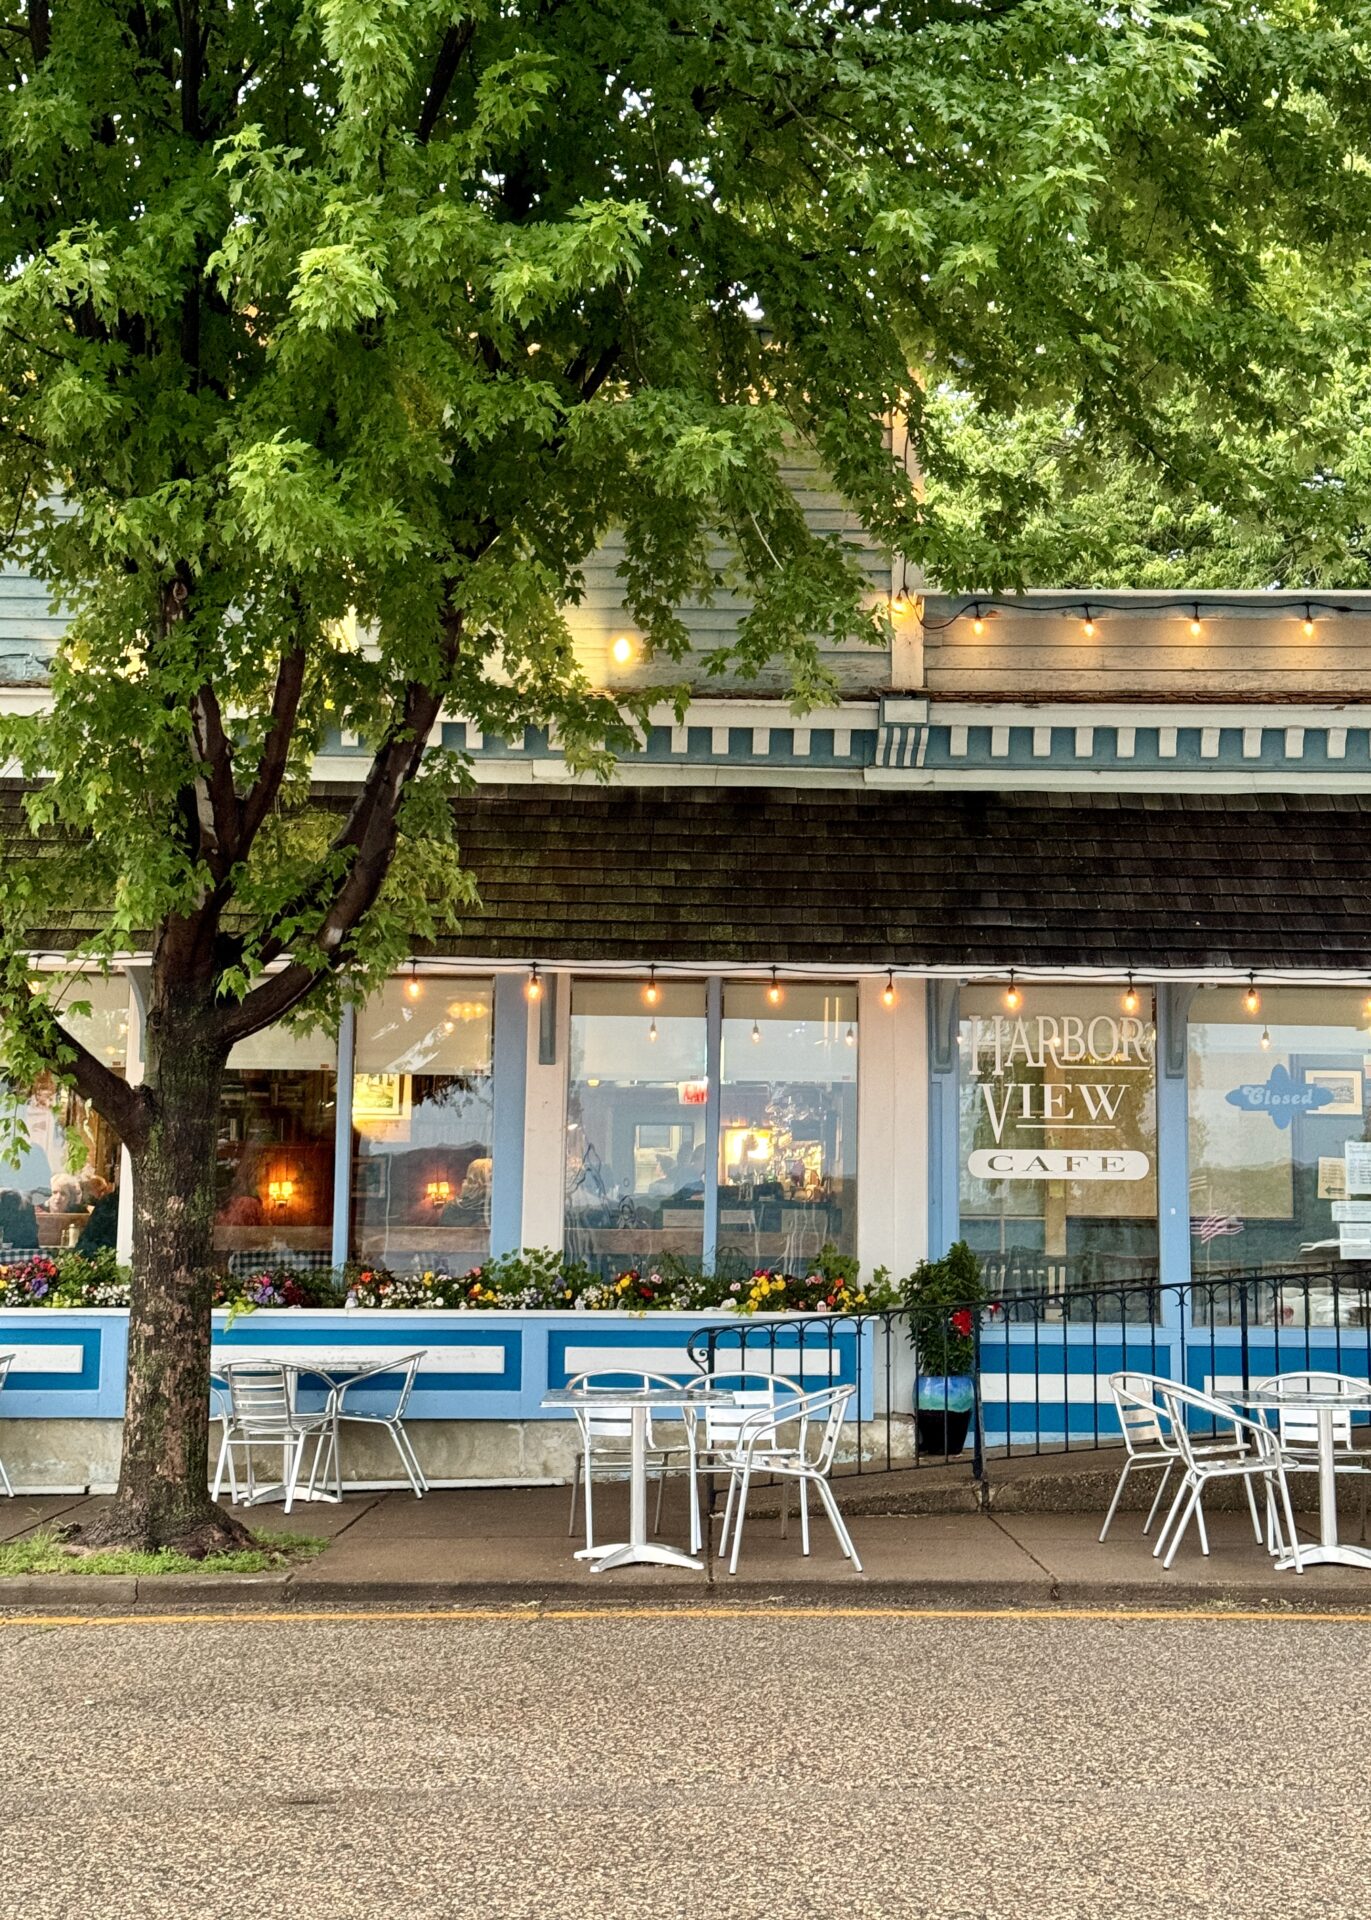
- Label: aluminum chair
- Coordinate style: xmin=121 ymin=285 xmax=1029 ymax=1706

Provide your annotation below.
xmin=1100 ymin=1372 xmax=1261 ymax=1545
xmin=717 ymin=1383 xmax=862 ymax=1575
xmin=566 ymin=1370 xmax=696 ymax=1556
xmin=1152 ymin=1380 xmax=1302 ymax=1573
xmin=0 ymin=1352 xmax=13 ymax=1496
xmin=1253 ymin=1371 xmax=1371 ymax=1542
xmin=334 ymin=1352 xmax=428 ymax=1497
xmin=211 ymin=1360 xmax=341 ymax=1514
xmin=680 ymin=1368 xmax=803 ymax=1551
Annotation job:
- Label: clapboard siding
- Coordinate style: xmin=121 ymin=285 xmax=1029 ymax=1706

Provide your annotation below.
xmin=924 ymin=610 xmax=1371 ymax=697
xmin=566 ymin=449 xmax=893 ymax=693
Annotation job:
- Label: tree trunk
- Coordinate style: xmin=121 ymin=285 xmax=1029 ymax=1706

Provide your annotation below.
xmin=81 ymin=998 xmax=251 ymax=1553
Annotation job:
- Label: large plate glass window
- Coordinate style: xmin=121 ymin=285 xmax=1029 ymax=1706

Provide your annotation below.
xmin=959 ymin=986 xmax=1159 ymax=1309
xmin=719 ymin=984 xmax=858 ymax=1270
xmin=1189 ymin=986 xmax=1371 ymax=1322
xmin=0 ymin=972 xmax=130 ymax=1253
xmin=350 ymin=979 xmax=494 ymax=1269
xmin=565 ymin=980 xmax=707 ymax=1278
xmin=217 ymin=1022 xmax=337 ymax=1266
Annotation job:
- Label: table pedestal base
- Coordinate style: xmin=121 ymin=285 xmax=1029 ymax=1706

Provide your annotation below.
xmin=1276 ymin=1542 xmax=1371 ymax=1572
xmin=584 ymin=1541 xmax=704 ymax=1572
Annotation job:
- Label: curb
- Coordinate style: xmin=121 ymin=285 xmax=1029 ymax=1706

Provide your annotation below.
xmin=1 ymin=1573 xmax=1367 ymax=1616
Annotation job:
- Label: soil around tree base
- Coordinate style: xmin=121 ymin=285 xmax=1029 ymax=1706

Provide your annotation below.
xmin=73 ymin=1497 xmax=256 ymax=1558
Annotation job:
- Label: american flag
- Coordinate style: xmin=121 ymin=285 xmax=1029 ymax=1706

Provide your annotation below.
xmin=1193 ymin=1213 xmax=1244 ymax=1244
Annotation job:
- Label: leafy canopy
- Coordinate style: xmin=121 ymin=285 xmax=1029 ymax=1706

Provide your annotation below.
xmin=0 ymin=0 xmax=1365 ymax=1103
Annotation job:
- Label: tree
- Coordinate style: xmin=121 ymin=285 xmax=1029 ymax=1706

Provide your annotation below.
xmin=0 ymin=0 xmax=1363 ymax=1547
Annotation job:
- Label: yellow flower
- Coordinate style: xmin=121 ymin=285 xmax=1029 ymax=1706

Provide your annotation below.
xmin=775 ymin=1278 xmax=786 ymax=1290
xmin=424 ymin=1270 xmax=434 ymax=1281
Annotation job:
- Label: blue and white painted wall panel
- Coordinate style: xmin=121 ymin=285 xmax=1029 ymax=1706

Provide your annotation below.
xmin=0 ymin=1313 xmax=128 ymax=1418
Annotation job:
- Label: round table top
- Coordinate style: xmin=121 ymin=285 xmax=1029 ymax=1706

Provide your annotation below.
xmin=1241 ymin=1380 xmax=1371 ymax=1411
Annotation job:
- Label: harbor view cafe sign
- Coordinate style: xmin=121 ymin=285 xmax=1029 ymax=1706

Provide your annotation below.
xmin=966 ymin=1014 xmax=1152 ymax=1182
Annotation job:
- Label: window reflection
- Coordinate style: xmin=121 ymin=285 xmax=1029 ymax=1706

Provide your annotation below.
xmin=719 ymin=985 xmax=858 ymax=1266
xmin=350 ymin=981 xmax=493 ymax=1269
xmin=216 ymin=1025 xmax=337 ymax=1262
xmin=565 ymin=981 xmax=707 ymax=1276
xmin=1 ymin=974 xmax=129 ymax=1253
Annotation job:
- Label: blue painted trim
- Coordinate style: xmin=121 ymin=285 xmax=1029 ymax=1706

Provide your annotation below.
xmin=0 ymin=1313 xmax=127 ymax=1418
xmin=702 ymin=976 xmax=722 ymax=1272
xmin=926 ymin=981 xmax=959 ymax=1256
xmin=1155 ymin=985 xmax=1193 ymax=1317
xmin=332 ymin=1002 xmax=355 ymax=1268
xmin=489 ymin=975 xmax=528 ymax=1257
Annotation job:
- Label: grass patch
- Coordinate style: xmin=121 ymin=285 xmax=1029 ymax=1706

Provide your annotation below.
xmin=0 ymin=1529 xmax=329 ymax=1578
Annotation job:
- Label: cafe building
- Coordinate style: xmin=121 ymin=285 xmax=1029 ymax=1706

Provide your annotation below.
xmin=8 ymin=509 xmax=1371 ymax=1476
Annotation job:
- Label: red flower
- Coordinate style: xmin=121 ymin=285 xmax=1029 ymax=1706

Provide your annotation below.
xmin=949 ymin=1309 xmax=974 ymax=1338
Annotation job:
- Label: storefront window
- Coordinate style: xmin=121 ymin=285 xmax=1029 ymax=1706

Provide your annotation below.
xmin=1 ymin=973 xmax=129 ymax=1252
xmin=350 ymin=980 xmax=494 ymax=1270
xmin=217 ymin=1022 xmax=337 ymax=1265
xmin=565 ymin=981 xmax=707 ymax=1276
xmin=719 ymin=984 xmax=858 ymax=1267
xmin=959 ymin=987 xmax=1159 ymax=1296
xmin=1189 ymin=987 xmax=1371 ymax=1291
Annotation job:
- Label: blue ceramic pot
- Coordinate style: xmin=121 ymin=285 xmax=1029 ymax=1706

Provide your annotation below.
xmin=914 ymin=1374 xmax=975 ymax=1456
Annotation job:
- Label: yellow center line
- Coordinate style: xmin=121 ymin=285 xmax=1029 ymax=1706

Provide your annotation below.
xmin=2 ymin=1603 xmax=1371 ymax=1628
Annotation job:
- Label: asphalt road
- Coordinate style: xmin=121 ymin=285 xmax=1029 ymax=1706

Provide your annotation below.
xmin=0 ymin=1604 xmax=1367 ymax=1920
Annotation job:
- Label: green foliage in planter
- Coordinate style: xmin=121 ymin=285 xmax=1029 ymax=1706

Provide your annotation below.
xmin=899 ymin=1241 xmax=987 ymax=1376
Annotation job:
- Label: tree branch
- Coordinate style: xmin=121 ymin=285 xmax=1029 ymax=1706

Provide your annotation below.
xmin=188 ymin=680 xmax=239 ymax=879
xmin=216 ymin=611 xmax=465 ymax=1047
xmin=237 ymin=645 xmax=307 ymax=859
xmin=0 ymin=970 xmax=152 ymax=1153
xmin=417 ymin=20 xmax=475 ymax=145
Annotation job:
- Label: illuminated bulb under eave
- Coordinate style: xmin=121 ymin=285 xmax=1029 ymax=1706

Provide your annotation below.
xmin=610 ymin=634 xmax=635 ymax=666
xmin=1260 ymin=1025 xmax=1271 ymax=1050
xmin=751 ymin=1021 xmax=761 ymax=1044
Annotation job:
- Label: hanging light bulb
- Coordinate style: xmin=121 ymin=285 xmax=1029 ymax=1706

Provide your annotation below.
xmin=1189 ymin=604 xmax=1203 ymax=639
xmin=525 ymin=963 xmax=543 ymax=1003
xmin=1122 ymin=974 xmax=1140 ymax=1016
xmin=1004 ymin=970 xmax=1022 ymax=1013
xmin=648 ymin=1017 xmax=658 ymax=1042
xmin=610 ymin=634 xmax=635 ymax=666
xmin=844 ymin=1024 xmax=856 ymax=1047
xmin=1302 ymin=603 xmax=1316 ymax=640
xmin=644 ymin=965 xmax=659 ymax=1007
xmin=750 ymin=1020 xmax=761 ymax=1044
xmin=891 ymin=576 xmax=912 ymax=616
xmin=1260 ymin=1024 xmax=1271 ymax=1051
xmin=972 ymin=603 xmax=985 ymax=637
xmin=404 ymin=966 xmax=423 ymax=1003
xmin=767 ymin=967 xmax=782 ymax=1006
xmin=1243 ymin=973 xmax=1260 ymax=1016
xmin=882 ymin=969 xmax=897 ymax=1009
xmin=1081 ymin=605 xmax=1096 ymax=641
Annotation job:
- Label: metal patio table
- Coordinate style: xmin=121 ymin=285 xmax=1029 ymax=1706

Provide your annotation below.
xmin=1244 ymin=1380 xmax=1371 ymax=1572
xmin=211 ymin=1350 xmax=424 ymax=1508
xmin=542 ymin=1384 xmax=737 ymax=1572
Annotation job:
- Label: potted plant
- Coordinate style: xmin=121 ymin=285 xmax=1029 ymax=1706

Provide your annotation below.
xmin=899 ymin=1241 xmax=987 ymax=1456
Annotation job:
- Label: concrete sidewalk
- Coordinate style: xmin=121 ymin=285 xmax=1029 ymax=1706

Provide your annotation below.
xmin=4 ymin=1475 xmax=1371 ymax=1612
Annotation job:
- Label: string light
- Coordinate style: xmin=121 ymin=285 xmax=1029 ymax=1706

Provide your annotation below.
xmin=882 ymin=969 xmax=897 ymax=1009
xmin=1081 ymin=605 xmax=1096 ymax=641
xmin=1302 ymin=603 xmax=1316 ymax=640
xmin=1122 ymin=974 xmax=1139 ymax=1016
xmin=648 ymin=1017 xmax=658 ymax=1042
xmin=525 ymin=963 xmax=542 ymax=1003
xmin=1004 ymin=970 xmax=1022 ymax=1013
xmin=767 ymin=967 xmax=783 ymax=1006
xmin=844 ymin=1024 xmax=856 ymax=1047
xmin=972 ymin=603 xmax=985 ymax=637
xmin=610 ymin=634 xmax=635 ymax=666
xmin=644 ymin=965 xmax=659 ymax=1007
xmin=1260 ymin=1024 xmax=1271 ymax=1051
xmin=891 ymin=571 xmax=913 ymax=616
xmin=1243 ymin=973 xmax=1260 ymax=1015
xmin=750 ymin=1020 xmax=761 ymax=1044
xmin=404 ymin=964 xmax=423 ymax=1003
xmin=1189 ymin=604 xmax=1203 ymax=639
